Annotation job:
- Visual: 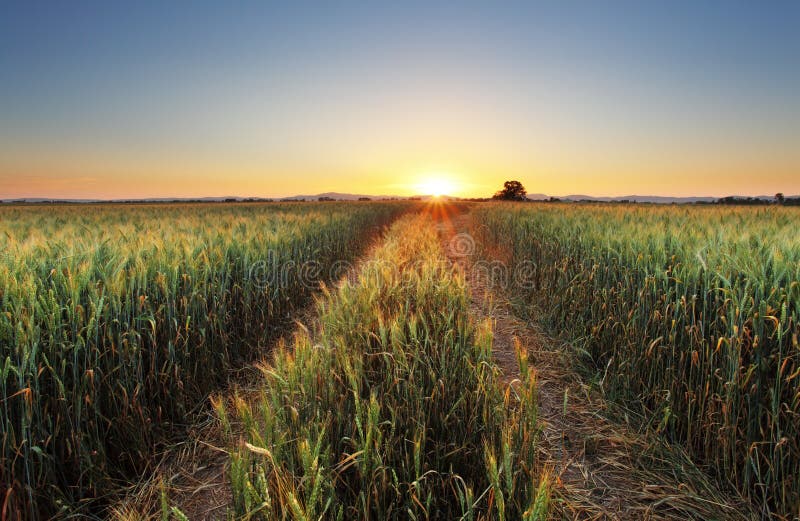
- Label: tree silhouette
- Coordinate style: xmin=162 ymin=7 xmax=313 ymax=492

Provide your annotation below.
xmin=776 ymin=193 xmax=785 ymax=205
xmin=493 ymin=180 xmax=527 ymax=201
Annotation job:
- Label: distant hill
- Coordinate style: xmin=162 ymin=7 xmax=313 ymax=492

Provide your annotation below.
xmin=525 ymin=193 xmax=550 ymax=201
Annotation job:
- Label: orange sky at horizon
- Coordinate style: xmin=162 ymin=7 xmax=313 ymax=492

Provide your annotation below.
xmin=2 ymin=146 xmax=798 ymax=200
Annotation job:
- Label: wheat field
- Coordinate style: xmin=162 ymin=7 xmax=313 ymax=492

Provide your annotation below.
xmin=0 ymin=202 xmax=404 ymax=519
xmin=473 ymin=203 xmax=800 ymax=517
xmin=2 ymin=201 xmax=798 ymax=519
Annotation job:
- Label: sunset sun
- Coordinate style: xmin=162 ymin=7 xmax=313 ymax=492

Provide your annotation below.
xmin=417 ymin=176 xmax=456 ymax=197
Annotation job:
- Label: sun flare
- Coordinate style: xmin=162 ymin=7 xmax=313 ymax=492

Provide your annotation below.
xmin=417 ymin=176 xmax=456 ymax=197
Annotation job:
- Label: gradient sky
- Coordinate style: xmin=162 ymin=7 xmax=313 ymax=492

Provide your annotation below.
xmin=1 ymin=1 xmax=798 ymax=199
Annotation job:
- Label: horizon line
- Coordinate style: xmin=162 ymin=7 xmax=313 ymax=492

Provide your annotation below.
xmin=2 ymin=192 xmax=796 ymax=203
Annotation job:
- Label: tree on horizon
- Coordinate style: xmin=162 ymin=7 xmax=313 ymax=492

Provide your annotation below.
xmin=493 ymin=180 xmax=527 ymax=201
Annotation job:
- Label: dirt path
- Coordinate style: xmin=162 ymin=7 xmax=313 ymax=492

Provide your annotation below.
xmin=437 ymin=210 xmax=756 ymax=521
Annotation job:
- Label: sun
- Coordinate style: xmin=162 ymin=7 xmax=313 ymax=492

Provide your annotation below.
xmin=417 ymin=177 xmax=456 ymax=197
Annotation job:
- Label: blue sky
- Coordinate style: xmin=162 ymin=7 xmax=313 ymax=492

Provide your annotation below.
xmin=1 ymin=1 xmax=798 ymax=198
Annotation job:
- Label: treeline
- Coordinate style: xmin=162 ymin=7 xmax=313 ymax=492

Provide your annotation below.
xmin=715 ymin=195 xmax=800 ymax=205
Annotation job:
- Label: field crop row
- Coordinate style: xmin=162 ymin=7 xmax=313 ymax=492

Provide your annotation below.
xmin=0 ymin=202 xmax=406 ymax=519
xmin=217 ymin=215 xmax=550 ymax=520
xmin=473 ymin=203 xmax=800 ymax=517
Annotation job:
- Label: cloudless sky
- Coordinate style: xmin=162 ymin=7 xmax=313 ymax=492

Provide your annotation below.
xmin=1 ymin=1 xmax=798 ymax=199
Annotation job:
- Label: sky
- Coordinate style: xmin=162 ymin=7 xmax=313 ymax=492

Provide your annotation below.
xmin=1 ymin=1 xmax=798 ymax=199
